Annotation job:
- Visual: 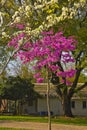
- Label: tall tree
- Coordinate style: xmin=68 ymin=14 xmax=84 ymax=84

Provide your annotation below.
xmin=51 ymin=0 xmax=87 ymax=117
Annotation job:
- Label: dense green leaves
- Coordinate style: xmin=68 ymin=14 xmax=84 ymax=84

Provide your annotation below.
xmin=0 ymin=76 xmax=37 ymax=101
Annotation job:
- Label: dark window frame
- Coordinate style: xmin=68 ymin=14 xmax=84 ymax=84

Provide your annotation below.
xmin=83 ymin=101 xmax=86 ymax=109
xmin=71 ymin=101 xmax=75 ymax=109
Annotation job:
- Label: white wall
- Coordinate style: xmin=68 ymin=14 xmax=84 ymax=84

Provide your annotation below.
xmin=37 ymin=98 xmax=63 ymax=115
xmin=22 ymin=97 xmax=87 ymax=116
xmin=72 ymin=99 xmax=87 ymax=116
xmin=38 ymin=98 xmax=87 ymax=116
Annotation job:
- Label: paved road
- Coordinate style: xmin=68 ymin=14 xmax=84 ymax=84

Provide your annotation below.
xmin=0 ymin=121 xmax=87 ymax=130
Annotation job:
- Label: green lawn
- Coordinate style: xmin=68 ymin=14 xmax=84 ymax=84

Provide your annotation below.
xmin=0 ymin=128 xmax=33 ymax=130
xmin=0 ymin=116 xmax=87 ymax=126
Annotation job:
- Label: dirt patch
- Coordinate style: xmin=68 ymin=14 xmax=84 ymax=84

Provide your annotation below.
xmin=0 ymin=121 xmax=87 ymax=130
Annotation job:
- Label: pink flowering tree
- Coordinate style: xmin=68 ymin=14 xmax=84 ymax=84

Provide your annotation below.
xmin=8 ymin=29 xmax=77 ymax=125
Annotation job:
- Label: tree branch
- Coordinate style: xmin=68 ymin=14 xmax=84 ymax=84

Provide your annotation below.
xmin=57 ymin=61 xmax=66 ymax=83
xmin=68 ymin=68 xmax=83 ymax=98
xmin=76 ymin=82 xmax=87 ymax=91
xmin=0 ymin=38 xmax=30 ymax=76
xmin=55 ymin=84 xmax=63 ymax=98
xmin=75 ymin=51 xmax=83 ymax=66
xmin=0 ymin=48 xmax=19 ymax=75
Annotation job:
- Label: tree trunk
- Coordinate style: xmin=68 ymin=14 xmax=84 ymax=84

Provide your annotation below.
xmin=47 ymin=81 xmax=51 ymax=130
xmin=62 ymin=96 xmax=73 ymax=117
xmin=14 ymin=100 xmax=17 ymax=115
xmin=47 ymin=69 xmax=51 ymax=130
xmin=0 ymin=98 xmax=2 ymax=108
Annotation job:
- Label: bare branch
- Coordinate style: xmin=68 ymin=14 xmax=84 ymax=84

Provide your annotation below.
xmin=68 ymin=68 xmax=83 ymax=98
xmin=75 ymin=51 xmax=83 ymax=66
xmin=76 ymin=82 xmax=87 ymax=91
xmin=0 ymin=38 xmax=30 ymax=75
xmin=0 ymin=48 xmax=19 ymax=75
xmin=54 ymin=83 xmax=65 ymax=99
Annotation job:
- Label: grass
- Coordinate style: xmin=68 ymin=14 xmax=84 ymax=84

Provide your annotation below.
xmin=0 ymin=128 xmax=33 ymax=130
xmin=0 ymin=116 xmax=48 ymax=122
xmin=0 ymin=115 xmax=87 ymax=126
xmin=52 ymin=116 xmax=87 ymax=126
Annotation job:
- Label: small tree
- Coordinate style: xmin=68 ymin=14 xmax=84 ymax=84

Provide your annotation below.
xmin=8 ymin=30 xmax=77 ymax=130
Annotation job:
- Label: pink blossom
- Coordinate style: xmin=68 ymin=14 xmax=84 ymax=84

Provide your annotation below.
xmin=10 ymin=23 xmax=25 ymax=29
xmin=56 ymin=69 xmax=76 ymax=79
xmin=8 ymin=33 xmax=25 ymax=48
xmin=23 ymin=42 xmax=32 ymax=49
xmin=34 ymin=72 xmax=41 ymax=79
xmin=65 ymin=69 xmax=77 ymax=78
xmin=66 ymin=81 xmax=72 ymax=86
xmin=16 ymin=24 xmax=25 ymax=29
xmin=49 ymin=65 xmax=59 ymax=72
xmin=56 ymin=71 xmax=66 ymax=77
xmin=8 ymin=30 xmax=77 ymax=85
xmin=41 ymin=30 xmax=53 ymax=35
xmin=37 ymin=78 xmax=44 ymax=83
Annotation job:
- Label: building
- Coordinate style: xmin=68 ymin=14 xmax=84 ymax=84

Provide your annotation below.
xmin=21 ymin=83 xmax=87 ymax=116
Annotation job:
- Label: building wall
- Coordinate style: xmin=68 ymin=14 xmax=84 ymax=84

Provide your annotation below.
xmin=72 ymin=99 xmax=87 ymax=116
xmin=37 ymin=97 xmax=63 ymax=115
xmin=21 ymin=97 xmax=87 ymax=116
xmin=22 ymin=100 xmax=37 ymax=114
xmin=37 ymin=98 xmax=87 ymax=116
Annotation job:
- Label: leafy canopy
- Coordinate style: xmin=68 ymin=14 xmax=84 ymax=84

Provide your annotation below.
xmin=0 ymin=76 xmax=36 ymax=101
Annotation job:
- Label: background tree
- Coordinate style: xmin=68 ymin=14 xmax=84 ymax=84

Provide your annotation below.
xmin=0 ymin=76 xmax=38 ymax=114
xmin=7 ymin=59 xmax=36 ymax=82
xmin=0 ymin=0 xmax=23 ymax=74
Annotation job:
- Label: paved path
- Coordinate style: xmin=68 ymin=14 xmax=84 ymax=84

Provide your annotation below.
xmin=0 ymin=121 xmax=87 ymax=130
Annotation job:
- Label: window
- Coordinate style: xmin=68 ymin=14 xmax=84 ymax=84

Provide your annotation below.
xmin=83 ymin=101 xmax=86 ymax=109
xmin=71 ymin=101 xmax=75 ymax=108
